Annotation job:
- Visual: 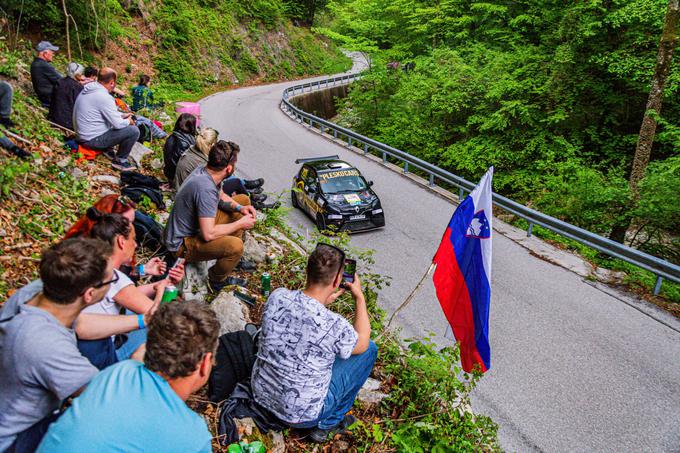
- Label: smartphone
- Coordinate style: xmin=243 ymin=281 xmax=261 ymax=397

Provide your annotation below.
xmin=342 ymin=259 xmax=356 ymax=284
xmin=171 ymin=258 xmax=185 ymax=270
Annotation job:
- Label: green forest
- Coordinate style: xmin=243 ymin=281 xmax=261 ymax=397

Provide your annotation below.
xmin=319 ymin=0 xmax=680 ymax=267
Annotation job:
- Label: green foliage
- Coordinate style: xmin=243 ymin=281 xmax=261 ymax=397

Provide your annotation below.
xmin=0 ymin=157 xmax=31 ymax=198
xmin=327 ymin=0 xmax=680 ymax=269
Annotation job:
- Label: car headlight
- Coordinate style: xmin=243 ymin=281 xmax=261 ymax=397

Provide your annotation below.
xmin=372 ymin=209 xmax=383 ymax=215
xmin=327 ymin=214 xmax=343 ymax=220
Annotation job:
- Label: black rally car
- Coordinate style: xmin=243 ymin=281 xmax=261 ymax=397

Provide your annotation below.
xmin=291 ymin=156 xmax=385 ymax=233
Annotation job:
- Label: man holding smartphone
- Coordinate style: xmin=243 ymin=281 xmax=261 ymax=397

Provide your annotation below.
xmin=251 ymin=243 xmax=377 ymax=443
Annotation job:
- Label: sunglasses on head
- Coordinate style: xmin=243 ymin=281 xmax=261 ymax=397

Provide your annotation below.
xmin=315 ymin=242 xmax=346 ymax=275
xmin=114 ymin=195 xmax=136 ymax=210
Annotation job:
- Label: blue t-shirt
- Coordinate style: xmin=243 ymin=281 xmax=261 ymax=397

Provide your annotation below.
xmin=37 ymin=360 xmax=212 ymax=453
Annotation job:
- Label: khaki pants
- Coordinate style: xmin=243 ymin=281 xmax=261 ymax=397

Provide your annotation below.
xmin=182 ymin=194 xmax=250 ymax=283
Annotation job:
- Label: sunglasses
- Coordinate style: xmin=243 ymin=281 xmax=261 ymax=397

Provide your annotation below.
xmin=315 ymin=242 xmax=346 ymax=276
xmin=114 ymin=195 xmax=137 ymax=211
xmin=93 ymin=271 xmax=120 ymax=289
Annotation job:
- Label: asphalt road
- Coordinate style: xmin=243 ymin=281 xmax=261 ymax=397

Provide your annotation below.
xmin=200 ymin=59 xmax=680 ymax=452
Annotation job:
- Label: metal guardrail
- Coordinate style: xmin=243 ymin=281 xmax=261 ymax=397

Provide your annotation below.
xmin=280 ymin=73 xmax=680 ymax=295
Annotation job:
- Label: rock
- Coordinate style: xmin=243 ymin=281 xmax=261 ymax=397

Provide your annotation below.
xmin=151 ymin=158 xmax=163 ymax=170
xmin=235 ymin=417 xmax=256 ymax=437
xmin=34 ymin=158 xmax=43 ymax=166
xmin=269 ymin=431 xmax=285 ymax=453
xmin=332 ymin=440 xmax=351 ymax=451
xmin=234 ymin=417 xmax=285 ymax=453
xmin=357 ymin=378 xmax=388 ymax=404
xmin=211 ymin=291 xmax=250 ymax=335
xmin=180 ymin=261 xmax=212 ymax=300
xmin=92 ymin=175 xmax=120 ymax=185
xmin=100 ymin=188 xmax=117 ymax=197
xmin=56 ymin=157 xmax=71 ymax=168
xmin=0 ymin=228 xmax=6 ymax=237
xmin=128 ymin=142 xmax=152 ymax=167
xmin=593 ymin=267 xmax=627 ymax=284
xmin=243 ymin=234 xmax=267 ymax=264
xmin=70 ymin=167 xmax=87 ymax=179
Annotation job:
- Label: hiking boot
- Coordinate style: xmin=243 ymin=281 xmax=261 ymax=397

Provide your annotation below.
xmin=244 ymin=178 xmax=264 ymax=189
xmin=9 ymin=145 xmax=31 ymax=159
xmin=208 ymin=276 xmax=248 ymax=293
xmin=112 ymin=159 xmax=134 ymax=171
xmin=0 ymin=117 xmax=15 ymax=128
xmin=250 ymin=193 xmax=268 ymax=203
xmin=307 ymin=414 xmax=356 ymax=443
xmin=254 ymin=200 xmax=281 ymax=211
xmin=103 ymin=149 xmax=116 ymax=160
xmin=248 ymin=186 xmax=264 ymax=195
xmin=244 ymin=323 xmax=259 ymax=341
xmin=235 ymin=259 xmax=257 ymax=272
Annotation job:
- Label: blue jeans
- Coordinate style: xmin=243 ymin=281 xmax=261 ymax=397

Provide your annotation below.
xmin=291 ymin=341 xmax=378 ymax=430
xmin=82 ymin=125 xmax=139 ymax=163
xmin=115 ymin=327 xmax=147 ymax=361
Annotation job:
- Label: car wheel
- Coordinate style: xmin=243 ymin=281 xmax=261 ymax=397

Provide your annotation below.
xmin=291 ymin=190 xmax=299 ymax=208
xmin=316 ymin=213 xmax=327 ymax=232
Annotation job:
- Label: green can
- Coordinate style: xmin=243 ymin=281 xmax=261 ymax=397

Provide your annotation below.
xmin=161 ymin=285 xmax=178 ymax=304
xmin=261 ymin=273 xmax=271 ymax=297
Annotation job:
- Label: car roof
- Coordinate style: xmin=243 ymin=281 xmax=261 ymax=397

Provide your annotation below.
xmin=304 ymin=159 xmax=356 ymax=172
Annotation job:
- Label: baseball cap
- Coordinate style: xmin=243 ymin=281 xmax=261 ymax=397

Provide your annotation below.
xmin=36 ymin=41 xmax=59 ymax=52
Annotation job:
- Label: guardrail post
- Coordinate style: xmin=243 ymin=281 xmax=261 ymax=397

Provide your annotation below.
xmin=364 ymin=143 xmax=368 ymax=155
xmin=382 ymin=151 xmax=387 ymax=163
xmin=309 ymin=119 xmax=314 ymax=128
xmin=404 ymin=162 xmax=409 ymax=173
xmin=527 ymin=221 xmax=534 ymax=237
xmin=334 ymin=129 xmax=338 ymax=139
xmin=459 ymin=188 xmax=464 ymax=200
xmin=654 ymin=276 xmax=663 ymax=295
xmin=429 ymin=174 xmax=435 ymax=186
xmin=320 ymin=125 xmax=325 ymax=135
xmin=348 ymin=137 xmax=353 ymax=148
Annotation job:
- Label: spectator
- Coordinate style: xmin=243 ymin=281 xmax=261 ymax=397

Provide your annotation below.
xmin=112 ymin=91 xmax=167 ymax=140
xmin=0 ymin=81 xmax=31 ymax=158
xmin=164 ymin=140 xmax=257 ymax=293
xmin=82 ymin=66 xmax=98 ymax=84
xmin=73 ymin=67 xmax=139 ymax=171
xmin=78 ymin=209 xmax=184 ymax=369
xmin=30 ymin=41 xmax=63 ymax=107
xmin=48 ymin=62 xmax=85 ymax=130
xmin=131 ymin=74 xmax=159 ymax=112
xmin=37 ymin=301 xmax=217 ymax=453
xmin=251 ymin=243 xmax=377 ymax=443
xmin=0 ymin=238 xmax=112 ymax=452
xmin=0 ymin=81 xmax=16 ymax=128
xmin=163 ymin=113 xmax=197 ymax=183
xmin=173 ymin=127 xmax=218 ymax=190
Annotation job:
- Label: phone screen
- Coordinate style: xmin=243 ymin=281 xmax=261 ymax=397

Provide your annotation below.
xmin=343 ymin=259 xmax=356 ymax=283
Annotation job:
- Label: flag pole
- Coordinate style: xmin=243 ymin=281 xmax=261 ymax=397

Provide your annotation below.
xmin=379 ymin=263 xmax=436 ymax=339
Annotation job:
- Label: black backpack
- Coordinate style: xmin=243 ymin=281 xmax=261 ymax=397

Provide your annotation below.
xmin=121 ymin=185 xmax=166 ymax=210
xmin=209 ymin=331 xmax=257 ymax=403
xmin=133 ymin=211 xmax=167 ymax=254
xmin=120 ymin=171 xmax=162 ymax=190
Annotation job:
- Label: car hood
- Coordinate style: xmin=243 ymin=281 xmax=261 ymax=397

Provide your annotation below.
xmin=326 ymin=191 xmax=378 ymax=212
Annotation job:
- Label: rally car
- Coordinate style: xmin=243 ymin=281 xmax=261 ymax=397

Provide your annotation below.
xmin=291 ymin=156 xmax=385 ymax=233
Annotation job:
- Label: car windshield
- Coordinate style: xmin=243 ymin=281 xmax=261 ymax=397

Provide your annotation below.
xmin=318 ymin=170 xmax=367 ymax=194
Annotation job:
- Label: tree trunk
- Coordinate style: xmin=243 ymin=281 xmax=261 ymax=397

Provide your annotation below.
xmin=609 ymin=0 xmax=679 ymax=243
xmin=61 ymin=0 xmax=72 ymax=61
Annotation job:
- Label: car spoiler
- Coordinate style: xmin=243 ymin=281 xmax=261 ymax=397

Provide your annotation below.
xmin=295 ymin=155 xmax=340 ymax=164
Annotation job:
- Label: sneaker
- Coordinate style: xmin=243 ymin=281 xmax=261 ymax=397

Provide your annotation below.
xmin=248 ymin=186 xmax=264 ymax=195
xmin=0 ymin=117 xmax=15 ymax=128
xmin=250 ymin=193 xmax=268 ymax=203
xmin=9 ymin=146 xmax=31 ymax=159
xmin=307 ymin=414 xmax=356 ymax=443
xmin=244 ymin=178 xmax=264 ymax=189
xmin=208 ymin=276 xmax=248 ymax=293
xmin=111 ymin=159 xmax=134 ymax=171
xmin=254 ymin=201 xmax=281 ymax=211
xmin=235 ymin=259 xmax=257 ymax=272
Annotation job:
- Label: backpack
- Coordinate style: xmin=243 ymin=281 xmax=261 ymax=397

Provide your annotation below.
xmin=133 ymin=211 xmax=167 ymax=254
xmin=121 ymin=185 xmax=166 ymax=210
xmin=209 ymin=330 xmax=257 ymax=403
xmin=137 ymin=123 xmax=151 ymax=143
xmin=120 ymin=171 xmax=162 ymax=190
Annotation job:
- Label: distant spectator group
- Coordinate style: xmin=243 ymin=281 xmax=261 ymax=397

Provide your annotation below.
xmin=0 ymin=37 xmax=377 ymax=452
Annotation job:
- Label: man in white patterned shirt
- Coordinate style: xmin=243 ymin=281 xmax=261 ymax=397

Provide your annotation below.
xmin=251 ymin=243 xmax=377 ymax=443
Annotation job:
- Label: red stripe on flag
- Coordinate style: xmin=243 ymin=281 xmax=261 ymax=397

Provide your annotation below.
xmin=433 ymin=227 xmax=488 ymax=373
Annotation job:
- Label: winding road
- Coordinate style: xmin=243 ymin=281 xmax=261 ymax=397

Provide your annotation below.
xmin=200 ymin=58 xmax=680 ymax=452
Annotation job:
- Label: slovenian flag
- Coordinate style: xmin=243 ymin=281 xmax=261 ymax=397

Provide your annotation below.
xmin=432 ymin=168 xmax=493 ymax=373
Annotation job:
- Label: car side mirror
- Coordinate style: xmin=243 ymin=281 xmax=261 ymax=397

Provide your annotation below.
xmin=368 ymin=180 xmax=374 ymax=187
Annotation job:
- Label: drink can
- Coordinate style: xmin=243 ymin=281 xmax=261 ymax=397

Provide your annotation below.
xmin=161 ymin=285 xmax=178 ymax=304
xmin=261 ymin=273 xmax=271 ymax=297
